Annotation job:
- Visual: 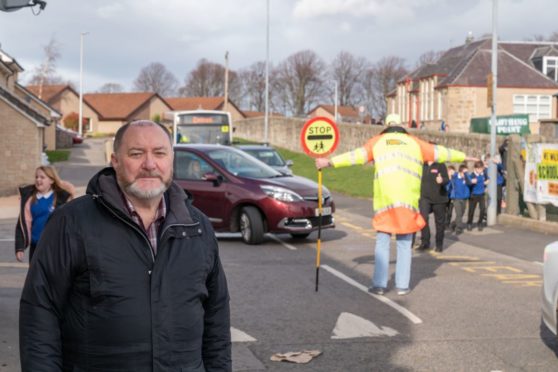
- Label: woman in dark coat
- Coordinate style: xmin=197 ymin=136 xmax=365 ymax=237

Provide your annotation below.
xmin=15 ymin=165 xmax=74 ymax=262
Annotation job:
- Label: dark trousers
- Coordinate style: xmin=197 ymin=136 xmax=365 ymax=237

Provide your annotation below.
xmin=467 ymin=194 xmax=486 ymax=225
xmin=445 ymin=200 xmax=454 ymax=229
xmin=452 ymin=199 xmax=467 ymax=231
xmin=419 ymin=199 xmax=447 ymax=249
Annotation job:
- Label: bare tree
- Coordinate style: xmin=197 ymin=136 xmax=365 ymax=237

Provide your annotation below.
xmin=548 ymin=31 xmax=558 ymax=42
xmin=179 ymin=58 xmax=242 ymax=103
xmin=526 ymin=34 xmax=546 ymax=41
xmin=28 ymin=37 xmax=64 ymax=99
xmin=328 ymin=51 xmax=368 ymax=107
xmin=133 ymin=62 xmax=178 ymax=97
xmin=362 ymin=56 xmax=408 ymax=119
xmin=97 ymin=83 xmax=125 ymax=93
xmin=274 ymin=50 xmax=326 ymax=116
xmin=414 ymin=50 xmax=445 ymax=69
xmin=239 ymin=61 xmax=270 ymax=112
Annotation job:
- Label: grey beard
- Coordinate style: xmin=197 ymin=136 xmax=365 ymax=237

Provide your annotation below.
xmin=125 ymin=178 xmax=171 ymax=200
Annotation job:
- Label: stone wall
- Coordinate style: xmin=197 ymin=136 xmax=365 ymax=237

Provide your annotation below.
xmin=0 ymin=99 xmax=42 ymax=196
xmin=234 ymin=117 xmax=518 ymax=159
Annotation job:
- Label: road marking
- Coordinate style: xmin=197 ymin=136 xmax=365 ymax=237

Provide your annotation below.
xmin=267 ymin=234 xmax=297 ymax=250
xmin=331 ymin=312 xmax=398 ymax=339
xmin=533 ymin=261 xmax=543 ymax=266
xmin=435 ymin=254 xmax=542 ymax=288
xmin=0 ymin=262 xmax=28 ymax=268
xmin=321 ymin=264 xmax=423 ymax=325
xmin=231 ymin=327 xmax=257 ymax=342
xmin=0 ymin=238 xmax=15 ymax=242
xmin=341 ymin=222 xmax=365 ymax=231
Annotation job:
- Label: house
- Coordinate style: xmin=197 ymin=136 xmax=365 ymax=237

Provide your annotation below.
xmin=84 ymin=92 xmax=172 ymax=134
xmin=307 ymin=104 xmax=366 ymax=124
xmin=26 ymin=84 xmax=99 ymax=135
xmin=0 ymin=48 xmax=59 ymax=195
xmin=165 ymin=96 xmax=245 ymax=123
xmin=386 ymin=39 xmax=558 ymax=133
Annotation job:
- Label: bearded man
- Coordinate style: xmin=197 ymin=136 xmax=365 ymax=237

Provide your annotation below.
xmin=19 ymin=120 xmax=231 ymax=372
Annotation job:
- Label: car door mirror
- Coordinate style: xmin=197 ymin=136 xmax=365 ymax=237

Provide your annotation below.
xmin=286 ymin=160 xmax=294 ymax=167
xmin=203 ymin=172 xmax=223 ymax=187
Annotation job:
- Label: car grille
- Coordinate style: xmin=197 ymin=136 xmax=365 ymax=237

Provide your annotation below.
xmin=303 ymin=195 xmax=330 ymax=204
xmin=309 ymin=215 xmax=334 ymax=228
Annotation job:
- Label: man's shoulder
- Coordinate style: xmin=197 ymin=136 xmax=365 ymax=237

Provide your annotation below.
xmin=54 ymin=194 xmax=97 ymax=216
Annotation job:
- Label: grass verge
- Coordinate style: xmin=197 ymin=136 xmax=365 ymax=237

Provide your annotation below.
xmin=46 ymin=150 xmax=70 ymax=163
xmin=234 ymin=138 xmax=373 ymax=199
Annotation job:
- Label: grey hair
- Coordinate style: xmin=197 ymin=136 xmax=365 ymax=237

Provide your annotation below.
xmin=113 ymin=120 xmax=172 ymax=153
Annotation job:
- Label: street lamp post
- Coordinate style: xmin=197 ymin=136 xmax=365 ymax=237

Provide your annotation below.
xmin=487 ymin=0 xmax=498 ymax=226
xmin=78 ymin=31 xmax=88 ymax=137
xmin=224 ymin=51 xmax=229 ymax=113
xmin=264 ymin=0 xmax=270 ymax=145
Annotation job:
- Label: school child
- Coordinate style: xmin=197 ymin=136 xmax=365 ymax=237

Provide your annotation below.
xmin=447 ymin=163 xmax=471 ymax=235
xmin=467 ymin=160 xmax=489 ymax=231
xmin=445 ymin=165 xmax=456 ymax=232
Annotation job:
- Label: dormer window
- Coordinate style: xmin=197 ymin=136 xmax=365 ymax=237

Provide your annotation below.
xmin=543 ymin=56 xmax=558 ymax=81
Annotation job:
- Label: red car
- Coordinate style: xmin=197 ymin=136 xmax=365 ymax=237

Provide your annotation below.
xmin=173 ymin=144 xmax=335 ymax=244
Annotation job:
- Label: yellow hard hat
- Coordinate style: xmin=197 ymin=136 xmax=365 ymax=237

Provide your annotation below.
xmin=385 ymin=113 xmax=402 ymax=126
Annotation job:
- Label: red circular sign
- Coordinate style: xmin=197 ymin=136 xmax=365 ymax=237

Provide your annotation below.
xmin=300 ymin=117 xmax=340 ymax=158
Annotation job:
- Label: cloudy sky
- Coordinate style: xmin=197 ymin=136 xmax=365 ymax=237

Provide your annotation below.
xmin=0 ymin=0 xmax=556 ymax=94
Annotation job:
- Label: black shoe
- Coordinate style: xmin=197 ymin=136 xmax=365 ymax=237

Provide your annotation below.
xmin=467 ymin=224 xmax=472 ymax=231
xmin=478 ymin=224 xmax=484 ymax=232
xmin=435 ymin=246 xmax=443 ymax=252
xmin=455 ymin=228 xmax=463 ymax=235
xmin=368 ymin=287 xmax=385 ymax=295
xmin=416 ymin=243 xmax=430 ymax=251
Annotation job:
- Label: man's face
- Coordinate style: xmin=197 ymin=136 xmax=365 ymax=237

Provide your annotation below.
xmin=111 ymin=124 xmax=173 ymax=201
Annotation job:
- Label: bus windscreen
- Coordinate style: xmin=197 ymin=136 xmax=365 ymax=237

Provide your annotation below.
xmin=176 ymin=125 xmax=230 ymax=145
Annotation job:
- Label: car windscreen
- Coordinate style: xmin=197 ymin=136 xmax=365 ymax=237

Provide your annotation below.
xmin=207 ymin=148 xmax=282 ymax=179
xmin=243 ymin=149 xmax=286 ymax=167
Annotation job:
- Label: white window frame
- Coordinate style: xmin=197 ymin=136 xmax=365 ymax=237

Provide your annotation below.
xmin=512 ymin=94 xmax=552 ymax=121
xmin=543 ymin=56 xmax=558 ymax=82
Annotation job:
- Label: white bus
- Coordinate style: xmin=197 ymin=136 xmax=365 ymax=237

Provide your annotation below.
xmin=170 ymin=110 xmax=233 ymax=146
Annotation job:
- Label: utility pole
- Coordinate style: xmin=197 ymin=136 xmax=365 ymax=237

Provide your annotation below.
xmin=224 ymin=51 xmax=229 ymax=113
xmin=487 ymin=0 xmax=498 ymax=226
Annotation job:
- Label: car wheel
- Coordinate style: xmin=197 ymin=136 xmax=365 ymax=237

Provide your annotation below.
xmin=240 ymin=206 xmax=264 ymax=245
xmin=290 ymin=233 xmax=311 ymax=239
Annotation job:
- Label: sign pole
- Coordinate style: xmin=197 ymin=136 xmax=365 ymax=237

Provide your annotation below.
xmin=299 ymin=116 xmax=339 ymax=293
xmin=315 ymin=168 xmax=322 ymax=292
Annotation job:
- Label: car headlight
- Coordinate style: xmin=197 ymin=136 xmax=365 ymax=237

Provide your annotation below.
xmin=261 ymin=185 xmax=304 ymax=202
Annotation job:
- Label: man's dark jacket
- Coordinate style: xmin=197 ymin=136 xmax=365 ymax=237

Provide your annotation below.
xmin=420 ymin=162 xmax=450 ymax=204
xmin=19 ymin=167 xmax=231 ymax=372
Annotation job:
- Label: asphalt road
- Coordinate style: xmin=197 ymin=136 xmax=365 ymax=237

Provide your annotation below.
xmin=1 ymin=139 xmax=558 ymax=371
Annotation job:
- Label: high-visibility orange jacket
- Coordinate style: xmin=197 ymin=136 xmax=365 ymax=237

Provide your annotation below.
xmin=330 ymin=130 xmax=465 ymax=234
